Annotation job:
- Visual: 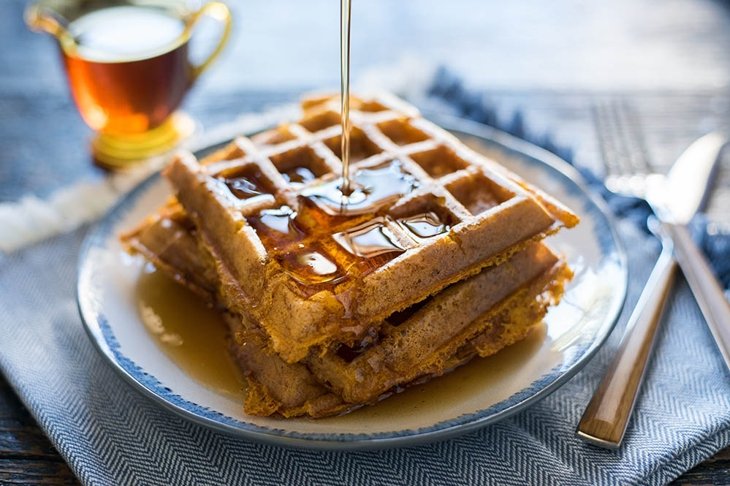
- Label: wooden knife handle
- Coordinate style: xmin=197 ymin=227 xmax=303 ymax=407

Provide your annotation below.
xmin=665 ymin=223 xmax=730 ymax=370
xmin=577 ymin=246 xmax=677 ymax=449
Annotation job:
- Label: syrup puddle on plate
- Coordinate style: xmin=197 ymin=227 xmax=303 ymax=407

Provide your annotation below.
xmin=136 ymin=267 xmax=548 ymax=420
xmin=136 ymin=267 xmax=245 ymax=402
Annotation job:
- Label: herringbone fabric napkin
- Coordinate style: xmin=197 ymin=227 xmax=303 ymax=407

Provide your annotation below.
xmin=1 ymin=73 xmax=729 ymax=485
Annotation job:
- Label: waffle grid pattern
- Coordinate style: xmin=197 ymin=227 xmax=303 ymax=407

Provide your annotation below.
xmin=194 ymin=94 xmax=531 ymax=288
xmin=165 ymin=94 xmax=576 ymax=362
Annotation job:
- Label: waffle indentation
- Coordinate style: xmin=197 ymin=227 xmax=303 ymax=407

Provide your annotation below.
xmin=358 ymin=100 xmax=388 ymax=112
xmin=410 ymin=145 xmax=469 ymax=178
xmin=390 ymin=195 xmax=460 ymax=241
xmin=247 ymin=205 xmax=304 ymax=251
xmin=446 ymin=173 xmax=515 ymax=215
xmin=277 ymin=247 xmax=344 ymax=286
xmin=323 ymin=128 xmax=382 ymax=163
xmin=377 ymin=118 xmax=430 ymax=146
xmin=215 ymin=165 xmax=276 ymax=201
xmin=332 ymin=217 xmax=407 ymax=277
xmin=252 ymin=126 xmax=297 ymax=147
xmin=269 ymin=146 xmax=331 ymax=188
xmin=300 ymin=110 xmax=341 ymax=133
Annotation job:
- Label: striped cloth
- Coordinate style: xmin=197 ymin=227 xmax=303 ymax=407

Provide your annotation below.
xmin=1 ymin=71 xmax=729 ymax=485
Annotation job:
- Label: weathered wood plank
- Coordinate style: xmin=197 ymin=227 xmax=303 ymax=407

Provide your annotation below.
xmin=0 ymin=375 xmax=79 ymax=484
xmin=0 ymin=459 xmax=78 ymax=485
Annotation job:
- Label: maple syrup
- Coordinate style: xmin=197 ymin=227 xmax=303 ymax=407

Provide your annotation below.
xmin=247 ymin=206 xmax=304 ymax=251
xmin=227 ymin=177 xmax=262 ymax=199
xmin=135 ymin=267 xmax=244 ymax=400
xmin=340 ymin=0 xmax=353 ymax=195
xmin=399 ymin=212 xmax=450 ymax=239
xmin=282 ymin=166 xmax=317 ymax=186
xmin=219 ymin=166 xmax=272 ymax=200
xmin=333 ymin=217 xmax=405 ymax=258
xmin=63 ymin=7 xmax=190 ymax=135
xmin=301 ymin=160 xmax=419 ymax=217
xmin=276 ymin=248 xmax=344 ymax=285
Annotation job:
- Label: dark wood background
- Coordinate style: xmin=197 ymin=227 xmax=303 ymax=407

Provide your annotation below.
xmin=2 ymin=0 xmax=730 ymax=483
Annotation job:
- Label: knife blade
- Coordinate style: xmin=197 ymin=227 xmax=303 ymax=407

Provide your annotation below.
xmin=648 ymin=132 xmax=726 ymax=225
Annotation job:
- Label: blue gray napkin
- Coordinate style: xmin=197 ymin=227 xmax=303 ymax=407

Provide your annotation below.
xmin=1 ymin=71 xmax=729 ymax=485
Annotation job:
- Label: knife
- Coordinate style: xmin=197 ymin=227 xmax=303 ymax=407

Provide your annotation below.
xmin=650 ymin=133 xmax=730 ymax=370
xmin=577 ymin=132 xmax=728 ymax=449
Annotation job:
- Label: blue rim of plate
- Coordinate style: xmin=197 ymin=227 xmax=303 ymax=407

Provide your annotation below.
xmin=77 ymin=114 xmax=628 ymax=450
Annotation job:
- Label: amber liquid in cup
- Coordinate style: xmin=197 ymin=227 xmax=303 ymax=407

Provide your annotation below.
xmin=26 ymin=1 xmax=231 ymax=168
xmin=64 ymin=7 xmax=191 ymax=135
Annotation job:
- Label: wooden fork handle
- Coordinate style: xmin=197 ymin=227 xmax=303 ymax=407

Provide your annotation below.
xmin=665 ymin=223 xmax=730 ymax=370
xmin=577 ymin=246 xmax=676 ymax=449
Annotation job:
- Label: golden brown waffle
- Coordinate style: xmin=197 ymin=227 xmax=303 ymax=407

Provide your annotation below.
xmin=233 ymin=257 xmax=565 ymax=418
xmin=123 ymin=208 xmax=570 ymax=417
xmin=122 ymin=202 xmax=218 ymax=301
xmin=164 ymin=93 xmax=579 ymax=363
xmin=305 ymin=243 xmax=568 ymax=404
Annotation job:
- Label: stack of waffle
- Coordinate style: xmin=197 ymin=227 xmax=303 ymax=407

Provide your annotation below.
xmin=122 ymin=94 xmax=579 ymax=418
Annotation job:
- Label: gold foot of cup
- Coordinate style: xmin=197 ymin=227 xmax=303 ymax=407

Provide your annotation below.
xmin=91 ymin=112 xmax=196 ymax=169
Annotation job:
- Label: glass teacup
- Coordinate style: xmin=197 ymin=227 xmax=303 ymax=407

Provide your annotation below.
xmin=26 ymin=0 xmax=231 ymax=168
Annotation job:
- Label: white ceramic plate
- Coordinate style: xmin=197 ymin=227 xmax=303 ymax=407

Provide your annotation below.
xmin=77 ymin=116 xmax=627 ymax=449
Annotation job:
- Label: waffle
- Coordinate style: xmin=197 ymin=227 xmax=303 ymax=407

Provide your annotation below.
xmin=123 ymin=202 xmax=570 ymax=417
xmin=164 ymin=93 xmax=579 ymax=363
xmin=123 ymin=200 xmax=218 ymax=301
xmin=232 ymin=251 xmax=566 ymax=417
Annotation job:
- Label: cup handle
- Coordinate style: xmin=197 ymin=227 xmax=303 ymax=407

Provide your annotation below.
xmin=187 ymin=2 xmax=232 ymax=82
xmin=25 ymin=5 xmax=76 ymax=51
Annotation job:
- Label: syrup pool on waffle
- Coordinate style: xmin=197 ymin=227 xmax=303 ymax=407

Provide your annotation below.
xmin=398 ymin=212 xmax=451 ymax=239
xmin=300 ymin=160 xmax=419 ymax=216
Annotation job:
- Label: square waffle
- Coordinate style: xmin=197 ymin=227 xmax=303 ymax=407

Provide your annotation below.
xmin=123 ymin=191 xmax=571 ymax=418
xmin=164 ymin=93 xmax=579 ymax=363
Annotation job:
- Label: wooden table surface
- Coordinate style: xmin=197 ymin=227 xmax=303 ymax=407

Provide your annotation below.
xmin=2 ymin=0 xmax=730 ymax=483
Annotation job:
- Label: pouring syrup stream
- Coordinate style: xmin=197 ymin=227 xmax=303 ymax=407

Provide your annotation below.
xmin=340 ymin=0 xmax=353 ymax=197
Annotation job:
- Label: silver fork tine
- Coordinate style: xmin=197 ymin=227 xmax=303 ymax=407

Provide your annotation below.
xmin=615 ymin=99 xmax=654 ymax=174
xmin=606 ymin=100 xmax=635 ymax=177
xmin=598 ymin=99 xmax=657 ymax=198
xmin=593 ymin=101 xmax=624 ymax=179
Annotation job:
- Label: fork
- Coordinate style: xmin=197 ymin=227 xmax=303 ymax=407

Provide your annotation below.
xmin=576 ymin=99 xmax=679 ymax=449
